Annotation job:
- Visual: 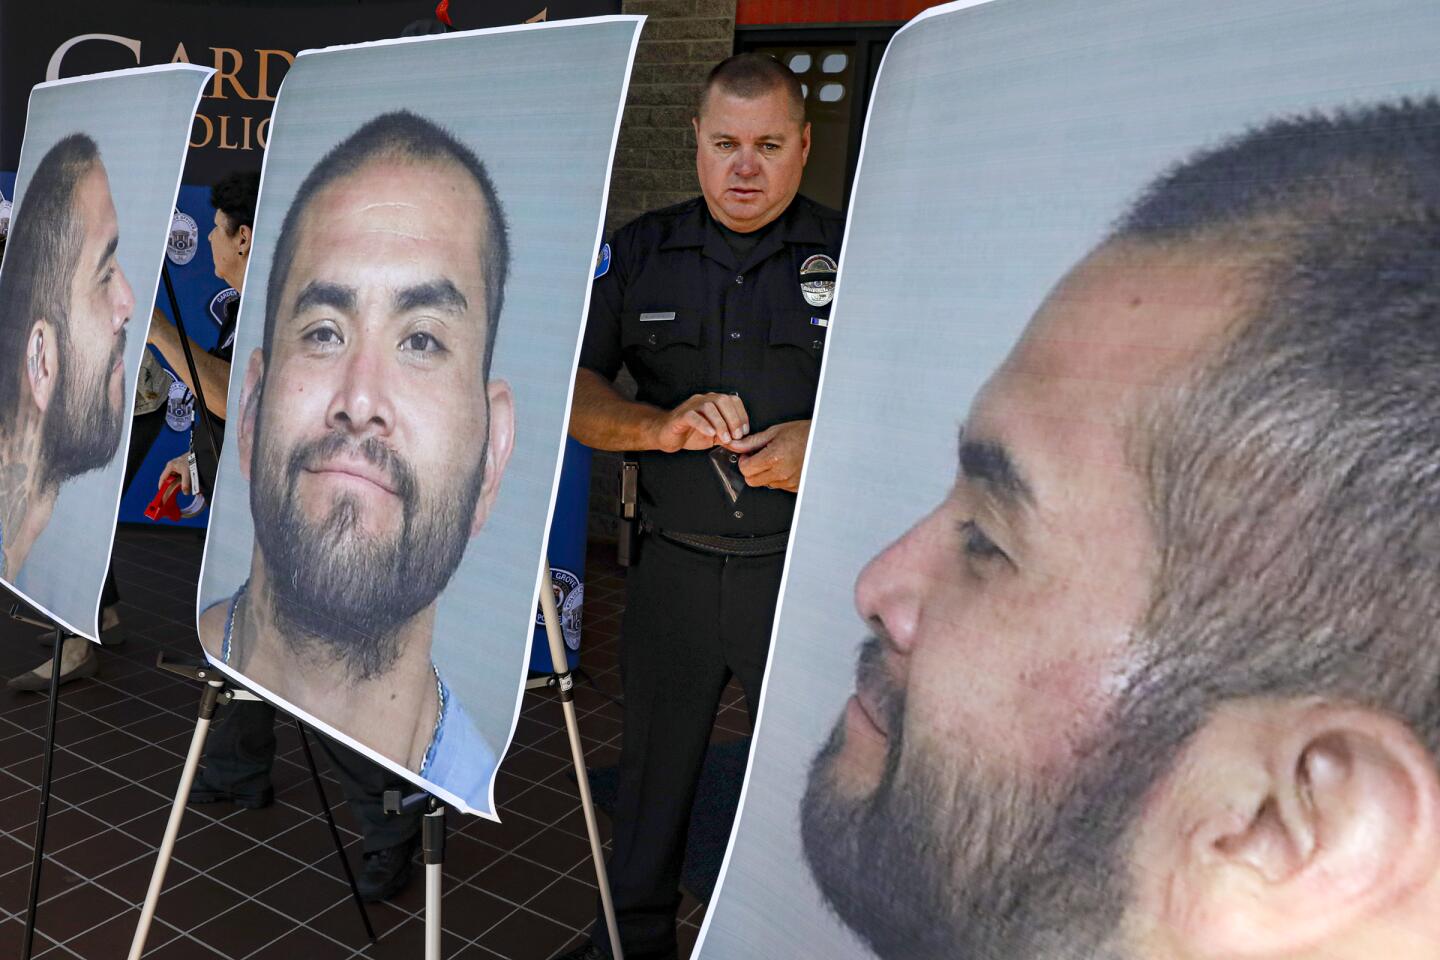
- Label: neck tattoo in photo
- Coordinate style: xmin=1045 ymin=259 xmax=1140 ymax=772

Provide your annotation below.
xmin=0 ymin=460 xmax=29 ymax=577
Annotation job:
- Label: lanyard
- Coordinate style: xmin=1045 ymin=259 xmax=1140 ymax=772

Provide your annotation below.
xmin=178 ymin=432 xmax=206 ymax=519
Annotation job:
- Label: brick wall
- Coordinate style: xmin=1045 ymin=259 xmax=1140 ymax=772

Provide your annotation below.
xmin=606 ymin=0 xmax=737 ymax=233
xmin=584 ymin=0 xmax=737 ymax=542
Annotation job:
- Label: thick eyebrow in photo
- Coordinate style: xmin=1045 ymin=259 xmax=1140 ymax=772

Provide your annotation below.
xmin=291 ymin=280 xmax=357 ymax=318
xmin=94 ymin=234 xmax=118 ymax=277
xmin=394 ymin=278 xmax=467 ymax=315
xmin=288 ymin=279 xmax=472 ymax=321
xmin=709 ymin=130 xmax=791 ymax=144
xmin=958 ymin=429 xmax=1034 ymax=508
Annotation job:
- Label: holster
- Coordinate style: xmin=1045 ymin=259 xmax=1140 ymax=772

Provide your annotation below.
xmin=616 ymin=459 xmax=640 ymax=567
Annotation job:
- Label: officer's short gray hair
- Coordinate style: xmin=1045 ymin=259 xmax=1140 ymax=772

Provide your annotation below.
xmin=698 ymin=52 xmax=806 ymax=125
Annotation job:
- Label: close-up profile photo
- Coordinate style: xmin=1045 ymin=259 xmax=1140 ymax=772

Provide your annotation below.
xmin=698 ymin=2 xmax=1440 ymax=960
xmin=0 ymin=65 xmax=208 ymax=638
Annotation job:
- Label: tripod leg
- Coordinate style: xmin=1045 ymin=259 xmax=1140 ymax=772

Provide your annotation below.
xmin=292 ymin=717 xmax=376 ymax=944
xmin=539 ymin=567 xmax=625 ymax=960
xmin=128 ymin=681 xmax=224 ymax=960
xmin=423 ymin=802 xmax=444 ymax=960
xmin=21 ymin=627 xmax=67 ymax=960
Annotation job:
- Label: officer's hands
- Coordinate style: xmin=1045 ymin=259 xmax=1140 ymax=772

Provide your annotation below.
xmin=729 ymin=419 xmax=811 ymax=493
xmin=653 ymin=392 xmax=751 ymax=452
xmin=159 ymin=453 xmax=192 ymax=495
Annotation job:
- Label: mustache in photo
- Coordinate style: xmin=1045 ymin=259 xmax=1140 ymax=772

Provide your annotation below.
xmin=855 ymin=634 xmax=905 ymax=747
xmin=109 ymin=325 xmax=127 ymax=370
xmin=285 ymin=430 xmax=418 ymax=510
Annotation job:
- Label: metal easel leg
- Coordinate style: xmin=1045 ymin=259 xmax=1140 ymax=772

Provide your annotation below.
xmin=128 ymin=679 xmax=224 ymax=960
xmin=21 ymin=626 xmax=67 ymax=960
xmin=539 ymin=565 xmax=625 ymax=960
xmin=424 ymin=800 xmax=444 ymax=960
xmin=380 ymin=787 xmax=443 ymax=954
xmin=292 ymin=717 xmax=376 ymax=944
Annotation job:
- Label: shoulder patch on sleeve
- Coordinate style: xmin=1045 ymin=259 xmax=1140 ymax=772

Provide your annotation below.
xmin=594 ymin=242 xmax=612 ymax=280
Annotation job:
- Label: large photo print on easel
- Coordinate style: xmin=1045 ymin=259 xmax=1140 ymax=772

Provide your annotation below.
xmin=698 ymin=0 xmax=1440 ymax=957
xmin=196 ymin=18 xmax=641 ymax=817
xmin=0 ymin=66 xmax=211 ymax=640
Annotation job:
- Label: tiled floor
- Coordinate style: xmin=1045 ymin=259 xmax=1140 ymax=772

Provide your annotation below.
xmin=0 ymin=527 xmax=752 ymax=959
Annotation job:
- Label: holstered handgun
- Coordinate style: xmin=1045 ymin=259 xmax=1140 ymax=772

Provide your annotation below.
xmin=617 ymin=459 xmax=639 ymax=567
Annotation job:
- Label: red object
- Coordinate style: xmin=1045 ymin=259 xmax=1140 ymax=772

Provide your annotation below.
xmin=736 ymin=0 xmax=936 ymax=24
xmin=435 ymin=0 xmax=453 ymax=27
xmin=145 ymin=477 xmax=184 ymax=523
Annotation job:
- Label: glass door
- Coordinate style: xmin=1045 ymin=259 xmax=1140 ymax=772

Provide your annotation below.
xmin=739 ymin=27 xmax=899 ymax=211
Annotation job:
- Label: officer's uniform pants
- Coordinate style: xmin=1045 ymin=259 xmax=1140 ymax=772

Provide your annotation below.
xmin=205 ymin=699 xmax=422 ymax=853
xmin=592 ymin=534 xmax=783 ymax=960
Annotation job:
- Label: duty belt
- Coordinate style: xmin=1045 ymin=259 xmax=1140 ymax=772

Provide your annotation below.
xmin=648 ymin=522 xmax=790 ymax=558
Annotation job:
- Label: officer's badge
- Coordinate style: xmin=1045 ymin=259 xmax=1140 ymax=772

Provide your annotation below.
xmin=594 ymin=242 xmax=611 ymax=280
xmin=167 ymin=209 xmax=199 ymax=265
xmin=800 ymin=253 xmax=837 ymax=307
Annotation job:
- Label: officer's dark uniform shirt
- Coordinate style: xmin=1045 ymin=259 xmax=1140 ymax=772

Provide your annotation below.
xmin=211 ymin=294 xmax=239 ymax=366
xmin=193 ymin=294 xmax=238 ymax=488
xmin=579 ymin=194 xmax=844 ymax=536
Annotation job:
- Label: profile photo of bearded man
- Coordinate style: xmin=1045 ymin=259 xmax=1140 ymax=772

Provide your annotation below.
xmin=801 ymin=98 xmax=1440 ymax=960
xmin=199 ymin=110 xmax=515 ymax=807
xmin=0 ymin=133 xmax=135 ymax=578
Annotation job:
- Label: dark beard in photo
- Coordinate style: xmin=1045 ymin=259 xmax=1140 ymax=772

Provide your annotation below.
xmin=800 ymin=636 xmax=1137 ymax=960
xmin=40 ymin=325 xmax=126 ymax=488
xmin=249 ymin=415 xmax=487 ymax=683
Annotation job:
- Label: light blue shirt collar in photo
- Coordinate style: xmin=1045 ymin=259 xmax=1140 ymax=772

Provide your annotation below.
xmin=420 ymin=680 xmax=498 ymax=811
xmin=219 ymin=586 xmax=498 ymax=810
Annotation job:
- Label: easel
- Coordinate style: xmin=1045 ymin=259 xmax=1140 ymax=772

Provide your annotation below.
xmin=125 ymin=662 xmax=376 ymax=959
xmin=129 ymin=266 xmax=624 ymax=956
xmin=127 ymin=567 xmax=624 ymax=959
xmin=14 ymin=262 xmax=222 ymax=958
xmin=537 ymin=567 xmax=624 ymax=960
xmin=10 ymin=608 xmax=72 ymax=960
xmin=381 ymin=567 xmax=625 ymax=960
xmin=125 ymin=266 xmax=375 ymax=956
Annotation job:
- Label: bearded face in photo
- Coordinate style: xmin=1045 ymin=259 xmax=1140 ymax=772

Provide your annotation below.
xmin=249 ymin=397 xmax=488 ymax=680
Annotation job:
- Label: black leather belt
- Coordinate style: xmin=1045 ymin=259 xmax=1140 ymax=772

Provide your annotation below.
xmin=648 ymin=524 xmax=790 ymax=558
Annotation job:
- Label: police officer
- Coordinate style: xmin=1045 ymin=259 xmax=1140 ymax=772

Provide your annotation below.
xmin=556 ymin=53 xmax=843 ymax=960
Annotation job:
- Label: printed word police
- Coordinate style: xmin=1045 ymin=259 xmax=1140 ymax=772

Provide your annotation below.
xmin=48 ymin=35 xmax=294 ymax=152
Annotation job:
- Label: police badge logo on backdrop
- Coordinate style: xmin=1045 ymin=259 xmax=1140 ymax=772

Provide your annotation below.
xmin=164 ymin=372 xmax=196 ymax=433
xmin=535 ymin=567 xmax=584 ymax=652
xmin=166 ymin=208 xmax=199 ymax=265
